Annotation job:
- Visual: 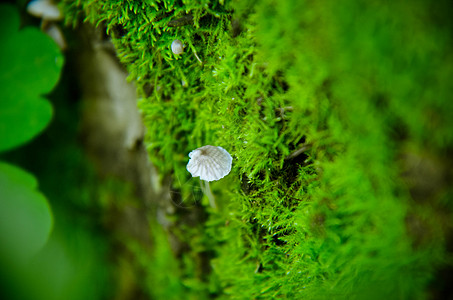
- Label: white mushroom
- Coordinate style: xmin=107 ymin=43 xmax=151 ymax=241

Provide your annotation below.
xmin=186 ymin=145 xmax=232 ymax=209
xmin=187 ymin=145 xmax=232 ymax=182
xmin=27 ymin=0 xmax=66 ymax=50
xmin=27 ymin=0 xmax=62 ymax=21
xmin=171 ymin=39 xmax=184 ymax=55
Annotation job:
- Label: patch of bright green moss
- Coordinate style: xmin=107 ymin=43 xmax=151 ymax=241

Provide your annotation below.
xmin=63 ymin=0 xmax=453 ymax=299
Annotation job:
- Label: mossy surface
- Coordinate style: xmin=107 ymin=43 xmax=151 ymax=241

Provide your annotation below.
xmin=63 ymin=0 xmax=453 ymax=299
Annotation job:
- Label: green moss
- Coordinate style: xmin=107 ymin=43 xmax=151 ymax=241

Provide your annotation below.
xmin=63 ymin=0 xmax=453 ymax=299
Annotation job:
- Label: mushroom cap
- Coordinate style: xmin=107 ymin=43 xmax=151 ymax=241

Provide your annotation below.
xmin=186 ymin=145 xmax=232 ymax=182
xmin=171 ymin=39 xmax=184 ymax=55
xmin=27 ymin=0 xmax=62 ymax=21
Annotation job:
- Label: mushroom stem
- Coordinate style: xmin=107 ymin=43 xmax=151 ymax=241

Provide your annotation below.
xmin=200 ymin=180 xmax=216 ymax=209
xmin=192 ymin=49 xmax=203 ymax=64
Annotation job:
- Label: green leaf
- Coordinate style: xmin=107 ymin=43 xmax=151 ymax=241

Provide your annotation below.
xmin=0 ymin=92 xmax=53 ymax=153
xmin=0 ymin=162 xmax=53 ymax=263
xmin=0 ymin=4 xmax=63 ymax=152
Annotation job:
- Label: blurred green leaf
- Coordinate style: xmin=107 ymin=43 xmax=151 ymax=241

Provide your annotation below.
xmin=0 ymin=92 xmax=53 ymax=153
xmin=0 ymin=162 xmax=53 ymax=263
xmin=0 ymin=4 xmax=63 ymax=152
xmin=0 ymin=3 xmax=61 ymax=266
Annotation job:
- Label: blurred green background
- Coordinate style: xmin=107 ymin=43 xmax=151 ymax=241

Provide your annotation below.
xmin=0 ymin=3 xmax=111 ymax=299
